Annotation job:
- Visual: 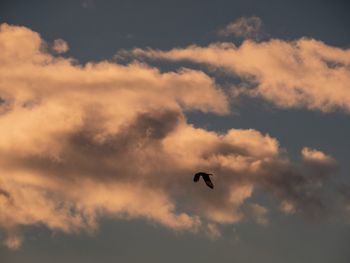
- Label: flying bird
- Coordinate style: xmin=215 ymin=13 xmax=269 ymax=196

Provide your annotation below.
xmin=193 ymin=172 xmax=214 ymax=189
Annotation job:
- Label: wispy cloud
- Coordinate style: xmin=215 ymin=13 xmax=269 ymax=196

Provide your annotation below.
xmin=52 ymin=39 xmax=69 ymax=54
xmin=248 ymin=203 xmax=269 ymax=226
xmin=81 ymin=0 xmax=95 ymax=9
xmin=129 ymin=38 xmax=350 ymax=113
xmin=218 ymin=16 xmax=263 ymax=39
xmin=0 ymin=23 xmax=346 ymax=249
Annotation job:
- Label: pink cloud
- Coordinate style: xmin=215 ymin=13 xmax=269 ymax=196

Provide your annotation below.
xmin=0 ymin=23 xmax=342 ymax=249
xmin=129 ymin=38 xmax=350 ymax=113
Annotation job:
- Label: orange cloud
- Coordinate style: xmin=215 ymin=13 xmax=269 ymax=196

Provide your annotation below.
xmin=130 ymin=38 xmax=350 ymax=113
xmin=302 ymin=147 xmax=336 ymax=165
xmin=0 ymin=23 xmax=341 ymax=249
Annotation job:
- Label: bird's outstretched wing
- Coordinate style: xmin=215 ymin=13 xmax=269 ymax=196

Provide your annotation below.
xmin=193 ymin=173 xmax=201 ymax=182
xmin=202 ymin=174 xmax=214 ymax=189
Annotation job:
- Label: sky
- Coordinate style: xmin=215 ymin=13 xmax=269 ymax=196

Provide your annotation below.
xmin=1 ymin=0 xmax=350 ymax=262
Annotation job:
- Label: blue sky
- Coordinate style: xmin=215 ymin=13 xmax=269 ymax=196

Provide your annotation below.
xmin=1 ymin=1 xmax=350 ymax=262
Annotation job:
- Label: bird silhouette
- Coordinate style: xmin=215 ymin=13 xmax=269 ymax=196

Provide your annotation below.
xmin=193 ymin=172 xmax=214 ymax=189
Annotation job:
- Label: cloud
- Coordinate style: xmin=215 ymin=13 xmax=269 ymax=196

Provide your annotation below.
xmin=280 ymin=200 xmax=296 ymax=214
xmin=302 ymin=147 xmax=336 ymax=165
xmin=0 ymin=23 xmax=344 ymax=249
xmin=52 ymin=39 xmax=69 ymax=54
xmin=248 ymin=203 xmax=269 ymax=226
xmin=82 ymin=0 xmax=95 ymax=9
xmin=301 ymin=147 xmax=334 ymax=163
xmin=218 ymin=16 xmax=263 ymax=39
xmin=205 ymin=223 xmax=221 ymax=239
xmin=3 ymin=232 xmax=22 ymax=250
xmin=129 ymin=38 xmax=350 ymax=113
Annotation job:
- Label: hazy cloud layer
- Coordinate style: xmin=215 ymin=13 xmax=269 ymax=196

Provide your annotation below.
xmin=0 ymin=23 xmax=343 ymax=249
xmin=130 ymin=38 xmax=350 ymax=113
